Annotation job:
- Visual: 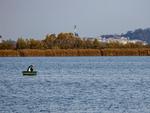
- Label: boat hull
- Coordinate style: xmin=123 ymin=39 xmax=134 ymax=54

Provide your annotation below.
xmin=22 ymin=71 xmax=37 ymax=76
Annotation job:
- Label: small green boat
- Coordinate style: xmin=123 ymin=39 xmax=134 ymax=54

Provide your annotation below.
xmin=22 ymin=71 xmax=37 ymax=76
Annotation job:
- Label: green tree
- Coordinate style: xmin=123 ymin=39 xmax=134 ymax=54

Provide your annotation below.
xmin=93 ymin=39 xmax=100 ymax=48
xmin=29 ymin=39 xmax=42 ymax=49
xmin=16 ymin=38 xmax=27 ymax=49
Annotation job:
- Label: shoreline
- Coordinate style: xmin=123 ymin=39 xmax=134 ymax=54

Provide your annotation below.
xmin=0 ymin=49 xmax=150 ymax=57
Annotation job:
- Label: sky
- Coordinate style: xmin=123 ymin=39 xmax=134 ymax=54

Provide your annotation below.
xmin=0 ymin=0 xmax=150 ymax=40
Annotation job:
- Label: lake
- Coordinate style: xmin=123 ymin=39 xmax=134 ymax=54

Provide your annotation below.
xmin=0 ymin=57 xmax=150 ymax=113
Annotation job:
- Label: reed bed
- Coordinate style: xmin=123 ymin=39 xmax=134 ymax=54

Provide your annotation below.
xmin=0 ymin=50 xmax=19 ymax=57
xmin=0 ymin=49 xmax=150 ymax=57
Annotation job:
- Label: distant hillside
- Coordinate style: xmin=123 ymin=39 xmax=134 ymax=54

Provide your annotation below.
xmin=122 ymin=28 xmax=150 ymax=43
xmin=101 ymin=28 xmax=150 ymax=44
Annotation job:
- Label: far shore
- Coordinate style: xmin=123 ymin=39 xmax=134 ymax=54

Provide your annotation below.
xmin=0 ymin=49 xmax=150 ymax=57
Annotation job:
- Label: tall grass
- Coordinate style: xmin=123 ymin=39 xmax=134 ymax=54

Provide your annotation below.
xmin=0 ymin=49 xmax=150 ymax=57
xmin=0 ymin=50 xmax=19 ymax=57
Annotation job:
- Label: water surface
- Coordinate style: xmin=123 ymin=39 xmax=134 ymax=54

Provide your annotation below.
xmin=0 ymin=57 xmax=150 ymax=113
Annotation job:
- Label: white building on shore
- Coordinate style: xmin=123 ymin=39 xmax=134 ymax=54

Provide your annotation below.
xmin=129 ymin=39 xmax=147 ymax=45
xmin=97 ymin=36 xmax=129 ymax=44
xmin=97 ymin=36 xmax=147 ymax=45
xmin=83 ymin=35 xmax=148 ymax=45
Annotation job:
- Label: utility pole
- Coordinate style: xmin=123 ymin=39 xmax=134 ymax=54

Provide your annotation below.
xmin=0 ymin=35 xmax=2 ymax=43
xmin=74 ymin=25 xmax=79 ymax=36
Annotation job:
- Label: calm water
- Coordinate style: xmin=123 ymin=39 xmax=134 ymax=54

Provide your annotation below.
xmin=0 ymin=57 xmax=150 ymax=113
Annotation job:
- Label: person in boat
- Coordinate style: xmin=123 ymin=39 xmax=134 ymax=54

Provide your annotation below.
xmin=27 ymin=65 xmax=34 ymax=72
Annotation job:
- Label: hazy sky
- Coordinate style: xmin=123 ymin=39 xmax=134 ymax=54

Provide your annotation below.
xmin=0 ymin=0 xmax=150 ymax=40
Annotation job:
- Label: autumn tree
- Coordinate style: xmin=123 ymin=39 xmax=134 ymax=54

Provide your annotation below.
xmin=0 ymin=39 xmax=16 ymax=49
xmin=44 ymin=34 xmax=56 ymax=49
xmin=54 ymin=32 xmax=77 ymax=49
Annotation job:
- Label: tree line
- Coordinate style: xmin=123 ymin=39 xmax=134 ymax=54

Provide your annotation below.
xmin=123 ymin=28 xmax=150 ymax=43
xmin=0 ymin=32 xmax=149 ymax=50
